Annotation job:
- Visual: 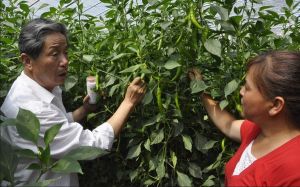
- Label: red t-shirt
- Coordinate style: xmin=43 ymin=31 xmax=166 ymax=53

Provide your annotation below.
xmin=225 ymin=120 xmax=300 ymax=186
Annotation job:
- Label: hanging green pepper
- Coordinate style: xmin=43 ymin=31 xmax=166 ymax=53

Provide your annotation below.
xmin=189 ymin=7 xmax=203 ymax=30
xmin=156 ymin=82 xmax=163 ymax=113
xmin=201 ymin=27 xmax=209 ymax=43
xmin=175 ymin=91 xmax=180 ymax=110
xmin=175 ymin=31 xmax=183 ymax=45
xmin=95 ymin=73 xmax=100 ymax=91
xmin=171 ymin=66 xmax=182 ymax=81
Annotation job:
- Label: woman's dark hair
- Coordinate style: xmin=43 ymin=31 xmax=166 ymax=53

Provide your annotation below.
xmin=247 ymin=51 xmax=300 ymax=127
xmin=18 ymin=18 xmax=68 ymax=59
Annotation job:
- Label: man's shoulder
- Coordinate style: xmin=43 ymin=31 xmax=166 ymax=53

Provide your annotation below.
xmin=1 ymin=75 xmax=45 ymax=118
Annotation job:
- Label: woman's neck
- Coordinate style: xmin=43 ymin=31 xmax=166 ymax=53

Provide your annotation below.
xmin=252 ymin=118 xmax=300 ymax=159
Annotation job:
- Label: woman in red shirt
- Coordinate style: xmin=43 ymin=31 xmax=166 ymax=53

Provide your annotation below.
xmin=189 ymin=51 xmax=300 ymax=186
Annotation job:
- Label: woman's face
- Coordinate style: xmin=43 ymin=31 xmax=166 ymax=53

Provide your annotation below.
xmin=30 ymin=32 xmax=68 ymax=91
xmin=240 ymin=67 xmax=272 ymax=122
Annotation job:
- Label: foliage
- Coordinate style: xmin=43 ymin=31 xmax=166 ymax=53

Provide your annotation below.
xmin=0 ymin=108 xmax=107 ymax=186
xmin=0 ymin=0 xmax=299 ymax=186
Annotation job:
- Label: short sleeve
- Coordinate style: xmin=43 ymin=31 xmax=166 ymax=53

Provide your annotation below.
xmin=240 ymin=120 xmax=260 ymax=144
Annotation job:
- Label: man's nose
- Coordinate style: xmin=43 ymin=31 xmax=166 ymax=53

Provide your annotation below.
xmin=60 ymin=54 xmax=68 ymax=67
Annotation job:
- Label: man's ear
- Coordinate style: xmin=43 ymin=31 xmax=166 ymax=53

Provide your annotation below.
xmin=269 ymin=96 xmax=285 ymax=116
xmin=20 ymin=53 xmax=33 ymax=70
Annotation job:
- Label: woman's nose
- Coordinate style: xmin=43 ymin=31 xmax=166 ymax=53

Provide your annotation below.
xmin=240 ymin=86 xmax=245 ymax=96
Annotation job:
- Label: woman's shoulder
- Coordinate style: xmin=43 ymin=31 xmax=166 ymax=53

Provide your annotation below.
xmin=240 ymin=120 xmax=260 ymax=142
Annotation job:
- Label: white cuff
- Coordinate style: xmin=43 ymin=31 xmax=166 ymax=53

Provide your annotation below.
xmin=66 ymin=112 xmax=74 ymax=122
xmin=93 ymin=122 xmax=115 ymax=150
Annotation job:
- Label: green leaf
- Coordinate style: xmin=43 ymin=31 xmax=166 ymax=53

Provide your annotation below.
xmin=44 ymin=124 xmax=62 ymax=146
xmin=202 ymin=140 xmax=218 ymax=150
xmin=219 ymin=100 xmax=229 ymax=110
xmin=285 ymin=0 xmax=293 ymax=7
xmin=111 ymin=53 xmax=131 ymax=61
xmin=0 ymin=118 xmax=19 ymax=127
xmin=20 ymin=3 xmax=30 ymax=13
xmin=170 ymin=151 xmax=177 ymax=168
xmin=190 ymin=80 xmax=208 ymax=94
xmin=64 ymin=146 xmax=108 ymax=160
xmin=0 ymin=137 xmax=18 ymax=183
xmin=144 ymin=179 xmax=155 ymax=186
xmin=40 ymin=145 xmax=51 ymax=165
xmin=195 ymin=132 xmax=207 ymax=151
xmin=150 ymin=129 xmax=164 ymax=145
xmin=126 ymin=143 xmax=142 ymax=159
xmin=156 ymin=161 xmax=165 ymax=179
xmin=119 ymin=64 xmax=142 ymax=73
xmin=142 ymin=90 xmax=153 ymax=105
xmin=27 ymin=163 xmax=42 ymax=170
xmin=16 ymin=108 xmax=40 ymax=145
xmin=64 ymin=75 xmax=78 ymax=91
xmin=202 ymin=175 xmax=216 ymax=186
xmin=176 ymin=171 xmax=192 ymax=187
xmin=15 ymin=149 xmax=36 ymax=159
xmin=204 ymin=39 xmax=222 ymax=57
xmin=129 ymin=170 xmax=138 ymax=181
xmin=25 ymin=177 xmax=61 ymax=187
xmin=100 ymin=0 xmax=112 ymax=3
xmin=182 ymin=134 xmax=192 ymax=152
xmin=37 ymin=3 xmax=49 ymax=10
xmin=212 ymin=5 xmax=229 ymax=20
xmin=144 ymin=138 xmax=151 ymax=151
xmin=52 ymin=159 xmax=83 ymax=174
xmin=220 ymin=21 xmax=235 ymax=32
xmin=83 ymin=55 xmax=94 ymax=62
xmin=164 ymin=59 xmax=181 ymax=70
xmin=188 ymin=163 xmax=202 ymax=179
xmin=224 ymin=79 xmax=239 ymax=97
xmin=160 ymin=21 xmax=172 ymax=30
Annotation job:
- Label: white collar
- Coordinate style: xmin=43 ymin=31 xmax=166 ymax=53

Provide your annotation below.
xmin=20 ymin=71 xmax=61 ymax=104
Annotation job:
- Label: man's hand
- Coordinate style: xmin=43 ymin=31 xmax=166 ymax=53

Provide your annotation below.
xmin=124 ymin=77 xmax=147 ymax=107
xmin=82 ymin=95 xmax=99 ymax=114
xmin=107 ymin=77 xmax=147 ymax=136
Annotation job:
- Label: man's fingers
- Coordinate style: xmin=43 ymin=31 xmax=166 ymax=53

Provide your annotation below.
xmin=83 ymin=95 xmax=90 ymax=103
xmin=130 ymin=77 xmax=143 ymax=86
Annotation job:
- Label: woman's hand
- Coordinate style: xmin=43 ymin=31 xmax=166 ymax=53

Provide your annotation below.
xmin=188 ymin=68 xmax=203 ymax=81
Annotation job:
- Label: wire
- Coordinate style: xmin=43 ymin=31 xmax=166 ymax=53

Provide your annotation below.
xmin=83 ymin=2 xmax=101 ymax=13
xmin=29 ymin=0 xmax=40 ymax=7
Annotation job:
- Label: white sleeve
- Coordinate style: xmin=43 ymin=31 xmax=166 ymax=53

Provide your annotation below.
xmin=66 ymin=112 xmax=74 ymax=122
xmin=10 ymin=101 xmax=115 ymax=158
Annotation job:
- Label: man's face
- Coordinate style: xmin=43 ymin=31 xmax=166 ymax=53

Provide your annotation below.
xmin=29 ymin=32 xmax=68 ymax=91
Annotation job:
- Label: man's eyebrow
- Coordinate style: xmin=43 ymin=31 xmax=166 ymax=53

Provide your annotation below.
xmin=48 ymin=44 xmax=68 ymax=49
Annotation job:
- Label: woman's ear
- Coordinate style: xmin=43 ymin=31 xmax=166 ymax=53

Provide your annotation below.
xmin=20 ymin=53 xmax=33 ymax=70
xmin=269 ymin=96 xmax=285 ymax=116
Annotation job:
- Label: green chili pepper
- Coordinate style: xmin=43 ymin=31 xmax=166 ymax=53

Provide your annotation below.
xmin=189 ymin=7 xmax=203 ymax=30
xmin=96 ymin=73 xmax=100 ymax=91
xmin=156 ymin=82 xmax=163 ymax=113
xmin=221 ymin=138 xmax=225 ymax=152
xmin=175 ymin=31 xmax=183 ymax=45
xmin=175 ymin=91 xmax=180 ymax=110
xmin=171 ymin=66 xmax=182 ymax=81
xmin=157 ymin=37 xmax=163 ymax=50
xmin=201 ymin=27 xmax=208 ymax=43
